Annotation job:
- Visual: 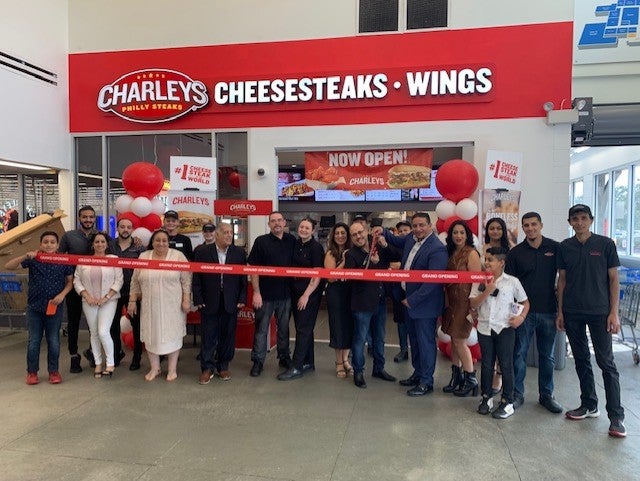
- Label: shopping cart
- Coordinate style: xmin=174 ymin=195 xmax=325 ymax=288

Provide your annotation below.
xmin=0 ymin=272 xmax=28 ymax=330
xmin=618 ymin=280 xmax=640 ymax=365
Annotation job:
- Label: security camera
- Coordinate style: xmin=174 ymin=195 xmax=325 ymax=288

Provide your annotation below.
xmin=257 ymin=168 xmax=266 ymax=177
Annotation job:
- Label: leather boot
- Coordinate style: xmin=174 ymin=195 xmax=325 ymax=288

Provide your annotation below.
xmin=453 ymin=370 xmax=479 ymax=397
xmin=442 ymin=365 xmax=463 ymax=393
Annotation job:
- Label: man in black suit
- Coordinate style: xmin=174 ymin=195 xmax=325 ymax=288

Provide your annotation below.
xmin=193 ymin=222 xmax=247 ymax=384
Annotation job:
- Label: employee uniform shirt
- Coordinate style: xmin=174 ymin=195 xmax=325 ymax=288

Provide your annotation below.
xmin=470 ymin=272 xmax=528 ymax=335
xmin=168 ymin=233 xmax=194 ymax=261
xmin=291 ymin=237 xmax=325 ymax=297
xmin=248 ymin=232 xmax=296 ymax=301
xmin=112 ymin=240 xmax=146 ymax=296
xmin=557 ymin=233 xmax=620 ymax=316
xmin=22 ymin=258 xmax=74 ymax=313
xmin=505 ymin=236 xmax=559 ymax=314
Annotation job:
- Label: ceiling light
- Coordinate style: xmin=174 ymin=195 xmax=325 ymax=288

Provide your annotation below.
xmin=0 ymin=160 xmax=52 ymax=171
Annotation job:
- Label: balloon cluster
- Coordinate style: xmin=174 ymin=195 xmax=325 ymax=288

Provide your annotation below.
xmin=115 ymin=162 xmax=166 ymax=246
xmin=434 ymin=159 xmax=480 ymax=244
xmin=437 ymin=326 xmax=482 ymax=362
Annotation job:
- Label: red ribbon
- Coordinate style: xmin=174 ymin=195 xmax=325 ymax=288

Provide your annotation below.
xmin=36 ymin=253 xmax=491 ymax=284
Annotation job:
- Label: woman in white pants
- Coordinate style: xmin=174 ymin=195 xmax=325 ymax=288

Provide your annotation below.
xmin=74 ymin=232 xmax=123 ymax=378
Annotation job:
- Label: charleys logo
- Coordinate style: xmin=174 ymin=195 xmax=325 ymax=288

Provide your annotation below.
xmin=98 ymin=69 xmax=209 ymax=123
xmin=230 ymin=203 xmax=257 ymax=215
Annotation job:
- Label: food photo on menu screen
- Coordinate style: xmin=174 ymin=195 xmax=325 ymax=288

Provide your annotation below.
xmin=278 ymin=148 xmax=441 ymax=202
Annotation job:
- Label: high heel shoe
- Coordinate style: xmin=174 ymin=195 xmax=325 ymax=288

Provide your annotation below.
xmin=102 ymin=366 xmax=115 ymax=379
xmin=93 ymin=368 xmax=102 ymax=379
xmin=342 ymin=359 xmax=354 ymax=376
xmin=145 ymin=369 xmax=161 ymax=381
xmin=453 ymin=370 xmax=479 ymax=397
xmin=335 ymin=362 xmax=347 ymax=378
xmin=442 ymin=365 xmax=464 ymax=393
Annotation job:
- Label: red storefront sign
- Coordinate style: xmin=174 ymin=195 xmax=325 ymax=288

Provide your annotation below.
xmin=214 ymin=200 xmax=273 ymax=217
xmin=69 ymin=22 xmax=572 ymax=132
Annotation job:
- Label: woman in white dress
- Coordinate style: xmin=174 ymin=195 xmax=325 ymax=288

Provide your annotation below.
xmin=74 ymin=232 xmax=123 ymax=378
xmin=128 ymin=230 xmax=192 ymax=381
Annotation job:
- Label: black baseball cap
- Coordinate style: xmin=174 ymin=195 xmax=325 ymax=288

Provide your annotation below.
xmin=164 ymin=210 xmax=179 ymax=220
xmin=202 ymin=223 xmax=215 ymax=232
xmin=353 ymin=214 xmax=367 ymax=221
xmin=396 ymin=220 xmax=411 ymax=229
xmin=568 ymin=204 xmax=593 ymax=219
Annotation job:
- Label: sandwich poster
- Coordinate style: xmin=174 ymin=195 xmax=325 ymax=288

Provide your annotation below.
xmin=304 ymin=148 xmax=433 ymax=191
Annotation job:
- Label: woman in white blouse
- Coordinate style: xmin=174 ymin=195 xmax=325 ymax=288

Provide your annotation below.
xmin=74 ymin=232 xmax=123 ymax=378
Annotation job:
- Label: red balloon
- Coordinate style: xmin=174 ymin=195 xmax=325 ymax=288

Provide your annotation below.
xmin=437 ymin=340 xmax=452 ymax=359
xmin=435 ymin=160 xmax=479 ymax=202
xmin=435 ymin=218 xmax=445 ymax=233
xmin=140 ymin=213 xmax=162 ymax=231
xmin=467 ymin=216 xmax=479 ymax=236
xmin=470 ymin=343 xmax=482 ymax=362
xmin=121 ymin=331 xmax=134 ymax=350
xmin=443 ymin=215 xmax=463 ymax=234
xmin=117 ymin=212 xmax=141 ymax=229
xmin=122 ymin=162 xmax=164 ymax=199
xmin=228 ymin=171 xmax=240 ymax=189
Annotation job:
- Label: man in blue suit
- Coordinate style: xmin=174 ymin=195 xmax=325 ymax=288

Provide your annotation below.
xmin=380 ymin=213 xmax=449 ymax=396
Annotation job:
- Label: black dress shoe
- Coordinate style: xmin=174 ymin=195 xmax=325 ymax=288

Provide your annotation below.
xmin=114 ymin=351 xmax=126 ymax=367
xmin=83 ymin=349 xmax=96 ymax=368
xmin=129 ymin=359 xmax=141 ymax=371
xmin=540 ymin=395 xmax=563 ymax=414
xmin=399 ymin=374 xmax=420 ymax=386
xmin=302 ymin=363 xmax=315 ymax=372
xmin=407 ymin=384 xmax=433 ymax=397
xmin=372 ymin=370 xmax=397 ymax=382
xmin=354 ymin=372 xmax=367 ymax=388
xmin=250 ymin=362 xmax=263 ymax=377
xmin=393 ymin=350 xmax=409 ymax=363
xmin=277 ymin=367 xmax=303 ymax=381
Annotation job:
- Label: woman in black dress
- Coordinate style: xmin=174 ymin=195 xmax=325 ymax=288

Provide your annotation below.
xmin=323 ymin=222 xmax=353 ymax=378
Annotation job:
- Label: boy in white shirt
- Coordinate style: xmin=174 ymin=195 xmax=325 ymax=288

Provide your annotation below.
xmin=470 ymin=246 xmax=530 ymax=419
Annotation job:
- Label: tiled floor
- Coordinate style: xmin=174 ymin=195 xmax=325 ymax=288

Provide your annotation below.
xmin=0 ymin=314 xmax=638 ymax=481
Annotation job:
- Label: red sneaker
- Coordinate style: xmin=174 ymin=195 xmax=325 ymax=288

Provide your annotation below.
xmin=26 ymin=372 xmax=39 ymax=385
xmin=48 ymin=371 xmax=62 ymax=384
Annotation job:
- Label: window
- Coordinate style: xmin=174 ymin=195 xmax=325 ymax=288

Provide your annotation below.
xmin=359 ymin=0 xmax=447 ymax=33
xmin=571 ymin=180 xmax=584 ymax=205
xmin=594 ymin=172 xmax=611 ymax=237
xmin=612 ymin=168 xmax=629 ymax=254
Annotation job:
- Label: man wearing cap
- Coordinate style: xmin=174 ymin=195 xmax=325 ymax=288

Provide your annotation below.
xmin=163 ymin=210 xmax=194 ymax=261
xmin=193 ymin=222 xmax=247 ymax=384
xmin=557 ymin=204 xmax=626 ymax=437
xmin=110 ymin=216 xmax=146 ymax=370
xmin=247 ymin=211 xmax=296 ymax=376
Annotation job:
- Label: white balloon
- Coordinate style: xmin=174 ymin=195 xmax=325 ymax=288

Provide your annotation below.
xmin=437 ymin=232 xmax=448 ymax=245
xmin=132 ymin=227 xmax=152 ymax=247
xmin=472 ymin=234 xmax=481 ymax=251
xmin=455 ymin=198 xmax=478 ymax=220
xmin=115 ymin=194 xmax=134 ymax=213
xmin=466 ymin=327 xmax=478 ymax=346
xmin=120 ymin=315 xmax=132 ymax=334
xmin=130 ymin=197 xmax=152 ymax=218
xmin=437 ymin=326 xmax=451 ymax=343
xmin=435 ymin=199 xmax=456 ymax=220
xmin=151 ymin=198 xmax=166 ymax=216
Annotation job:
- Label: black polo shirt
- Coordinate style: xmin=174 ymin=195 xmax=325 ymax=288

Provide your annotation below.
xmin=248 ymin=232 xmax=296 ymax=301
xmin=557 ymin=233 xmax=620 ymax=316
xmin=505 ymin=236 xmax=559 ymax=314
xmin=112 ymin=240 xmax=146 ymax=296
xmin=168 ymin=233 xmax=194 ymax=261
xmin=345 ymin=245 xmax=385 ymax=312
xmin=291 ymin=237 xmax=325 ymax=297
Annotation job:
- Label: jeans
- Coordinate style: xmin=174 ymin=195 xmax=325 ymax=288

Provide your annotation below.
xmin=251 ymin=298 xmax=291 ymax=364
xmin=26 ymin=306 xmax=63 ymax=373
xmin=479 ymin=327 xmax=515 ymax=402
xmin=564 ymin=313 xmax=624 ymax=421
xmin=352 ymin=298 xmax=386 ymax=374
xmin=82 ymin=299 xmax=118 ymax=367
xmin=513 ymin=312 xmax=557 ymax=399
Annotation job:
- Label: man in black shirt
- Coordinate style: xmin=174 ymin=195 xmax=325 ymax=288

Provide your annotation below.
xmin=557 ymin=204 xmax=626 ymax=438
xmin=247 ymin=211 xmax=296 ymax=377
xmin=505 ymin=212 xmax=562 ymax=413
xmin=345 ymin=221 xmax=396 ymax=388
xmin=163 ymin=210 xmax=194 ymax=260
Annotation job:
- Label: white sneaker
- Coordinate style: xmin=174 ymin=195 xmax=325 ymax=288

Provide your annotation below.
xmin=492 ymin=401 xmax=515 ymax=419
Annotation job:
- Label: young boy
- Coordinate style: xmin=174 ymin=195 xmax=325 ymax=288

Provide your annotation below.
xmin=4 ymin=231 xmax=74 ymax=385
xmin=470 ymin=246 xmax=529 ymax=419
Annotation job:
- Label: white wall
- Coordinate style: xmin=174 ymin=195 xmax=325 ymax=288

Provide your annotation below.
xmin=68 ymin=0 xmax=573 ymax=53
xmin=246 ymin=118 xmax=571 ymax=246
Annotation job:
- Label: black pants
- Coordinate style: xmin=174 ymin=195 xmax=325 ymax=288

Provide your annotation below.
xmin=291 ymin=292 xmax=321 ymax=370
xmin=65 ymin=289 xmax=83 ymax=355
xmin=110 ymin=296 xmax=143 ymax=362
xmin=564 ymin=313 xmax=624 ymax=421
xmin=479 ymin=327 xmax=515 ymax=402
xmin=200 ymin=301 xmax=238 ymax=372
